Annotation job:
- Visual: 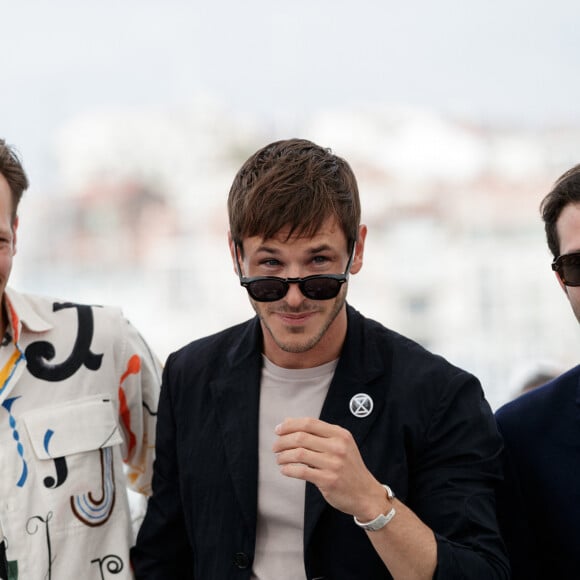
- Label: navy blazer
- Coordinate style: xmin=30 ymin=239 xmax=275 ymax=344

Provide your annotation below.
xmin=132 ymin=305 xmax=509 ymax=579
xmin=495 ymin=365 xmax=580 ymax=579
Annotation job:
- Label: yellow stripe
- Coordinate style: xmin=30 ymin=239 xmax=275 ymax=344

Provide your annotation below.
xmin=0 ymin=348 xmax=22 ymax=393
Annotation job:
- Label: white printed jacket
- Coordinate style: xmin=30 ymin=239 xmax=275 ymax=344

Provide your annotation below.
xmin=0 ymin=288 xmax=161 ymax=580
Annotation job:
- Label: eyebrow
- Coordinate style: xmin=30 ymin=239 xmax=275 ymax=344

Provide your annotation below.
xmin=308 ymin=244 xmax=333 ymax=254
xmin=255 ymin=243 xmax=334 ymax=255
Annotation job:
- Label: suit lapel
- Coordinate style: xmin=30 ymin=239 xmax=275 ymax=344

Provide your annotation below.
xmin=208 ymin=308 xmax=391 ymax=551
xmin=211 ymin=319 xmax=262 ymax=537
xmin=304 ymin=306 xmax=388 ymax=548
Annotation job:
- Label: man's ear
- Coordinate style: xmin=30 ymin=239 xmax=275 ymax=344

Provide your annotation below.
xmin=349 ymin=224 xmax=367 ymax=275
xmin=12 ymin=216 xmax=18 ymax=256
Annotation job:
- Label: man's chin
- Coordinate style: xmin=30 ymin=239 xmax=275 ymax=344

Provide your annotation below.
xmin=274 ymin=339 xmax=317 ymax=354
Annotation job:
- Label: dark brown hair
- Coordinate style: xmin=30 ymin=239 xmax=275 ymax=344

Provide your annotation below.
xmin=0 ymin=139 xmax=29 ymax=221
xmin=228 ymin=138 xmax=360 ymax=252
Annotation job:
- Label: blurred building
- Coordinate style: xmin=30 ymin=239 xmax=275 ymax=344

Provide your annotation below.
xmin=12 ymin=101 xmax=580 ymax=409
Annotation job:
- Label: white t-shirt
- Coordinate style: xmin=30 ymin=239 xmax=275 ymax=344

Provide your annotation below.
xmin=251 ymin=356 xmax=337 ymax=580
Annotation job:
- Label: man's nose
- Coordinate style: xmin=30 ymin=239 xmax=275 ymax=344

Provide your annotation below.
xmin=284 ymin=280 xmax=305 ymax=304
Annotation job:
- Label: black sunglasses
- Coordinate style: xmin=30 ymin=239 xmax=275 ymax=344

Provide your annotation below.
xmin=235 ymin=244 xmax=356 ymax=302
xmin=552 ymin=251 xmax=580 ymax=286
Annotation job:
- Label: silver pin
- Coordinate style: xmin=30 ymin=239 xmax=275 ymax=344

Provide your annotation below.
xmin=349 ymin=393 xmax=373 ymax=418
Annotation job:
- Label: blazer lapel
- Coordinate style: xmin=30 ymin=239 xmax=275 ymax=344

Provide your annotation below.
xmin=211 ymin=318 xmax=263 ymax=537
xmin=304 ymin=305 xmax=388 ymax=548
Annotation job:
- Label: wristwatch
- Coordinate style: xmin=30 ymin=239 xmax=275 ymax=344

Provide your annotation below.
xmin=353 ymin=484 xmax=396 ymax=531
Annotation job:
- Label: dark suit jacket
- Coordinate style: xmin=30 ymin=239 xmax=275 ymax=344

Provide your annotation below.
xmin=495 ymin=365 xmax=580 ymax=579
xmin=132 ymin=305 xmax=509 ymax=579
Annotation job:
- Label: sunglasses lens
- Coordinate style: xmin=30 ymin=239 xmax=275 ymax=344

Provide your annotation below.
xmin=244 ymin=275 xmax=345 ymax=302
xmin=560 ymin=254 xmax=580 ymax=286
xmin=247 ymin=279 xmax=287 ymax=302
xmin=301 ymin=277 xmax=342 ymax=300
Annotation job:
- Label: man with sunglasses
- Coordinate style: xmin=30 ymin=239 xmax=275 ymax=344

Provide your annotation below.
xmin=495 ymin=164 xmax=580 ymax=578
xmin=132 ymin=138 xmax=508 ymax=579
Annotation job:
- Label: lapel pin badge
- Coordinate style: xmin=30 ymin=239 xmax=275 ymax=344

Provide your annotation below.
xmin=349 ymin=393 xmax=373 ymax=418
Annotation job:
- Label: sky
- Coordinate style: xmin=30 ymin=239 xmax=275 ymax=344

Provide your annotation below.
xmin=2 ymin=0 xmax=580 ymax=189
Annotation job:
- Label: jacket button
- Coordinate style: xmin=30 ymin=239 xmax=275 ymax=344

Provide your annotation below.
xmin=233 ymin=552 xmax=250 ymax=569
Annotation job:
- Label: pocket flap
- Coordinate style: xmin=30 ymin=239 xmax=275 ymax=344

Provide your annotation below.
xmin=22 ymin=395 xmax=122 ymax=459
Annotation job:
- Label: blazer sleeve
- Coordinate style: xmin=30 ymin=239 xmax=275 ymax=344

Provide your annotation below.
xmin=413 ymin=372 xmax=510 ymax=579
xmin=131 ymin=354 xmax=195 ymax=579
xmin=494 ymin=409 xmax=544 ymax=580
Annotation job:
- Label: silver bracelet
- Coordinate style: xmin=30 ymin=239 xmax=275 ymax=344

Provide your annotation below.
xmin=353 ymin=484 xmax=396 ymax=532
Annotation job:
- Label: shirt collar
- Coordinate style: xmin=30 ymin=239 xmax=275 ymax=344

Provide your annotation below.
xmin=4 ymin=287 xmax=54 ymax=343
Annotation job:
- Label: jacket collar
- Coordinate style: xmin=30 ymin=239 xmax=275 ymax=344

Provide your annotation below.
xmin=4 ymin=287 xmax=54 ymax=343
xmin=210 ymin=317 xmax=263 ymax=539
xmin=304 ymin=304 xmax=390 ymax=547
xmin=570 ymin=365 xmax=580 ymax=409
xmin=210 ymin=305 xmax=392 ymax=551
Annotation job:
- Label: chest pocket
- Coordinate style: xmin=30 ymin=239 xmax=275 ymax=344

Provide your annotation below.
xmin=13 ymin=396 xmax=126 ymax=535
xmin=21 ymin=395 xmax=121 ymax=493
xmin=22 ymin=395 xmax=122 ymax=461
xmin=20 ymin=395 xmax=123 ymax=528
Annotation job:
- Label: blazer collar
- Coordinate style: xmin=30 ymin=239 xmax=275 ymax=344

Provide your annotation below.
xmin=210 ymin=317 xmax=263 ymax=537
xmin=209 ymin=306 xmax=393 ymax=551
xmin=572 ymin=364 xmax=580 ymax=409
xmin=304 ymin=304 xmax=390 ymax=548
